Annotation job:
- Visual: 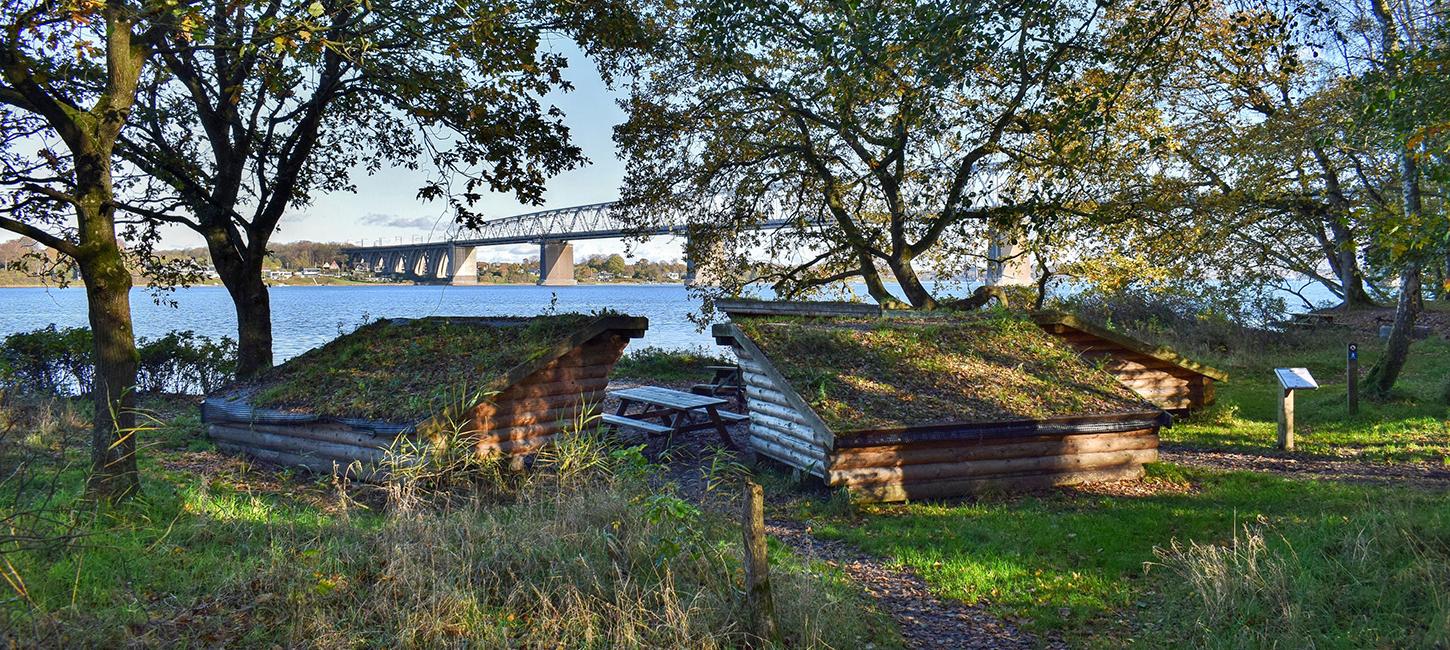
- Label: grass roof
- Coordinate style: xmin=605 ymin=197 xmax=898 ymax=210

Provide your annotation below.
xmin=246 ymin=314 xmax=598 ymax=422
xmin=733 ymin=312 xmax=1156 ymax=432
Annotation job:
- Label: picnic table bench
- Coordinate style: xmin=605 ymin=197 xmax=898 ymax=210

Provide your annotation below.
xmin=691 ymin=364 xmax=744 ymax=407
xmin=603 ymin=386 xmax=747 ymax=450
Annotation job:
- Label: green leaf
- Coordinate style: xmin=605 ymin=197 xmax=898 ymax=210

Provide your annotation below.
xmin=307 ymin=2 xmax=324 ymax=18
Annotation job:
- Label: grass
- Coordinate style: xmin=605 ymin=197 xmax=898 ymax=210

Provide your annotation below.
xmin=248 ymin=314 xmax=595 ymax=422
xmin=0 ymin=396 xmax=900 ymax=648
xmin=787 ymin=464 xmax=1450 ymax=647
xmin=610 ymin=346 xmax=733 ymax=383
xmin=1169 ymin=333 xmax=1450 ymax=464
xmin=735 ymin=311 xmax=1152 ymax=431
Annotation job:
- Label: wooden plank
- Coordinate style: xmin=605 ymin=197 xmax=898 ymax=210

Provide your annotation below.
xmin=834 ymin=411 xmax=1168 ymax=447
xmin=601 ymin=413 xmax=673 ymax=434
xmin=829 ymin=429 xmax=1158 ymax=470
xmin=749 ymin=436 xmax=828 ymax=477
xmin=846 ymin=465 xmax=1146 ymax=502
xmin=610 ymin=386 xmax=728 ymax=410
xmin=830 ymin=447 xmax=1158 ymax=487
xmin=720 ymin=326 xmax=835 ymax=447
xmin=210 ymin=420 xmax=393 ymax=448
xmin=212 ymin=440 xmax=383 ymax=481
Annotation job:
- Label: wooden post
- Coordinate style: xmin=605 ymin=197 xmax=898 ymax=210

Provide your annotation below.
xmin=1277 ymin=389 xmax=1295 ymax=451
xmin=742 ymin=480 xmax=779 ymax=647
xmin=1347 ymin=343 xmax=1359 ymax=415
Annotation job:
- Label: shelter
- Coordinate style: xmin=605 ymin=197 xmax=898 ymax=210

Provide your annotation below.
xmin=713 ymin=301 xmax=1169 ymax=502
xmin=202 ymin=314 xmax=647 ymax=478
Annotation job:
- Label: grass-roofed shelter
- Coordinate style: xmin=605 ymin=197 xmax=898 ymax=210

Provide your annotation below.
xmin=202 ymin=314 xmax=647 ymax=478
xmin=713 ymin=300 xmax=1170 ymax=502
xmin=1029 ymin=311 xmax=1227 ymax=412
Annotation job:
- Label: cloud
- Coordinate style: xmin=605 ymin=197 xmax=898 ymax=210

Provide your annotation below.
xmin=361 ymin=213 xmax=441 ymax=229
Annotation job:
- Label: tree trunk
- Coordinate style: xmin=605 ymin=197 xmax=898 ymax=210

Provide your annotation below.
xmin=77 ymin=233 xmax=140 ymax=501
xmin=1366 ymin=264 xmax=1421 ymax=397
xmin=888 ymin=254 xmax=937 ymax=310
xmin=222 ymin=264 xmax=274 ymax=379
xmin=1329 ymin=222 xmax=1375 ymax=310
xmin=857 ymin=253 xmax=908 ymax=309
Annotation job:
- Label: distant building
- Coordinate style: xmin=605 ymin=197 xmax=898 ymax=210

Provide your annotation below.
xmin=299 ymin=267 xmax=322 ymax=277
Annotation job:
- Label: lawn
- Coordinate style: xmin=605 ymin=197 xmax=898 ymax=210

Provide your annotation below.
xmin=1168 ymin=333 xmax=1450 ymax=464
xmin=790 ymin=465 xmax=1450 ymax=647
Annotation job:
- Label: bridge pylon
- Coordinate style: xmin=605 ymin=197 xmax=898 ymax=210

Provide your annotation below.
xmin=538 ymin=241 xmax=576 ymax=286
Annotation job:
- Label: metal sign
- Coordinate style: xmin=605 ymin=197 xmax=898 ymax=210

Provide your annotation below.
xmin=1274 ymin=367 xmax=1319 ymax=391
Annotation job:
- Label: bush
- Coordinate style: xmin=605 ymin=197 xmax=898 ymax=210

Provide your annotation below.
xmin=1051 ymin=282 xmax=1292 ymax=358
xmin=136 ymin=331 xmax=237 ymax=395
xmin=612 ymin=346 xmax=733 ymax=382
xmin=0 ymin=326 xmax=93 ymax=395
xmin=0 ymin=326 xmax=235 ymax=396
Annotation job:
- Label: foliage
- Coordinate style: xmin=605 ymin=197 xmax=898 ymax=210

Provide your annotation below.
xmin=249 ymin=314 xmax=595 ymax=421
xmin=736 ymin=312 xmax=1151 ymax=431
xmin=611 ymin=345 xmax=732 ymax=382
xmin=0 ymin=327 xmax=93 ymax=396
xmin=1050 ymin=280 xmax=1291 ymax=359
xmin=613 ymin=0 xmax=1195 ymax=310
xmin=135 ymin=331 xmax=237 ymax=395
xmin=0 ymin=327 xmax=236 ymax=397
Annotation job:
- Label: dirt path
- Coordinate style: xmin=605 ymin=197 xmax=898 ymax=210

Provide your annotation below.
xmin=765 ymin=519 xmax=1058 ymax=650
xmin=1160 ymin=445 xmax=1450 ymax=488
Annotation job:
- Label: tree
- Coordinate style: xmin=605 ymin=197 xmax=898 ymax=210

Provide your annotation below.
xmin=117 ymin=0 xmax=644 ymax=378
xmin=1357 ymin=0 xmax=1449 ymax=395
xmin=613 ymin=0 xmax=1193 ymax=310
xmin=0 ymin=1 xmax=172 ymax=500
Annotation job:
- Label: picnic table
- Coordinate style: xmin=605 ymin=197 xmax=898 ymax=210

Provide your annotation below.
xmin=603 ymin=386 xmax=747 ymax=450
xmin=691 ymin=364 xmax=744 ymax=408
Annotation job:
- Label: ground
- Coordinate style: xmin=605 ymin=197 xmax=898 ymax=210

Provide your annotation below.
xmin=2 ymin=321 xmax=1448 ymax=647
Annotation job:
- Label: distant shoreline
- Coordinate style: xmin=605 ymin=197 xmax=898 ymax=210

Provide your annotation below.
xmin=0 ymin=280 xmax=688 ymax=289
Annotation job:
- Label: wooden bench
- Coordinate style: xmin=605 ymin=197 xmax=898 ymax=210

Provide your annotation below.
xmin=607 ymin=386 xmax=747 ymax=449
xmin=691 ymin=364 xmax=744 ymax=408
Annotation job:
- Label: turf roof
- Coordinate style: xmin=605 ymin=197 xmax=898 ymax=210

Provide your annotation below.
xmin=733 ymin=312 xmax=1157 ymax=431
xmin=246 ymin=314 xmax=598 ymax=422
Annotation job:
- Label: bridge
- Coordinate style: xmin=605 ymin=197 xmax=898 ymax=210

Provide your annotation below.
xmin=340 ymin=202 xmax=790 ymax=286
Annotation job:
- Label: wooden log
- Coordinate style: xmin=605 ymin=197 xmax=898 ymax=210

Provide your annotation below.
xmin=212 ymin=440 xmax=383 ymax=481
xmin=473 ymin=402 xmax=590 ymax=429
xmin=748 ymin=424 xmax=828 ymax=461
xmin=829 ymin=448 xmax=1158 ymax=487
xmin=829 ymin=429 xmax=1158 ymax=470
xmin=209 ymin=420 xmax=394 ymax=448
xmin=748 ymin=435 xmax=827 ymax=476
xmin=741 ymin=481 xmax=780 ymax=648
xmin=209 ymin=424 xmax=387 ymax=463
xmin=847 ymin=465 xmax=1146 ymax=502
xmin=751 ymin=412 xmax=819 ymax=440
xmin=493 ymin=377 xmax=610 ymax=401
xmin=746 ymin=400 xmax=813 ymax=427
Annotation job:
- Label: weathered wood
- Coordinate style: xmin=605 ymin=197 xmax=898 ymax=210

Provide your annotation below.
xmin=209 ymin=425 xmax=388 ymax=463
xmin=748 ymin=425 xmax=829 ymax=462
xmin=749 ymin=436 xmax=829 ymax=476
xmin=847 ymin=465 xmax=1145 ymax=502
xmin=751 ymin=412 xmax=820 ymax=441
xmin=213 ymin=440 xmax=382 ymax=481
xmin=830 ymin=429 xmax=1158 ymax=470
xmin=212 ymin=420 xmax=392 ymax=448
xmin=745 ymin=399 xmax=813 ymax=427
xmin=830 ymin=448 xmax=1158 ymax=487
xmin=741 ymin=481 xmax=780 ymax=647
xmin=602 ymin=413 xmax=674 ymax=434
xmin=1277 ymin=388 xmax=1294 ymax=450
xmin=1347 ymin=342 xmax=1360 ymax=415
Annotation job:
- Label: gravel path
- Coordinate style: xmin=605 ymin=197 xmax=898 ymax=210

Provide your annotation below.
xmin=1160 ymin=445 xmax=1450 ymax=488
xmin=765 ymin=519 xmax=1059 ymax=650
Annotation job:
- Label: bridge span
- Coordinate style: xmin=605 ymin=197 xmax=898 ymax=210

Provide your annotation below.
xmin=341 ymin=202 xmax=789 ymax=286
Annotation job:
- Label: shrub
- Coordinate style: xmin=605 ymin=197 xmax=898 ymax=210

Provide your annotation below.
xmin=0 ymin=326 xmax=93 ymax=396
xmin=136 ymin=331 xmax=237 ymax=395
xmin=611 ymin=346 xmax=733 ymax=382
xmin=0 ymin=326 xmax=235 ymax=397
xmin=1051 ymin=281 xmax=1293 ymax=359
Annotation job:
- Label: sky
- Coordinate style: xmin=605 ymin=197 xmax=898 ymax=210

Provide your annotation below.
xmin=1 ymin=44 xmax=687 ymax=265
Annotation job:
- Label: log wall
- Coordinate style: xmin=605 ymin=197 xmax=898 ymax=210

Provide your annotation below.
xmin=1038 ymin=322 xmax=1215 ymax=411
xmin=207 ymin=327 xmax=638 ymax=478
xmin=828 ymin=427 xmax=1160 ymax=502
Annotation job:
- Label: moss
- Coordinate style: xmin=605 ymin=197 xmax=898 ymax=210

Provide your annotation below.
xmin=735 ymin=311 xmax=1153 ymax=431
xmin=247 ymin=314 xmax=595 ymax=422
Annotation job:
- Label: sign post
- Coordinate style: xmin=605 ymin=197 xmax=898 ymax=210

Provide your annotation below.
xmin=1346 ymin=343 xmax=1359 ymax=415
xmin=1274 ymin=368 xmax=1319 ymax=451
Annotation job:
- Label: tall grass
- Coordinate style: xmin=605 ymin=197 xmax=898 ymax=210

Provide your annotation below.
xmin=1154 ymin=513 xmax=1450 ymax=647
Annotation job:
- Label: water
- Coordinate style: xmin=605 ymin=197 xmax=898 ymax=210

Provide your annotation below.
xmin=0 ymin=279 xmax=1341 ymax=363
xmin=0 ymin=284 xmax=716 ymax=362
